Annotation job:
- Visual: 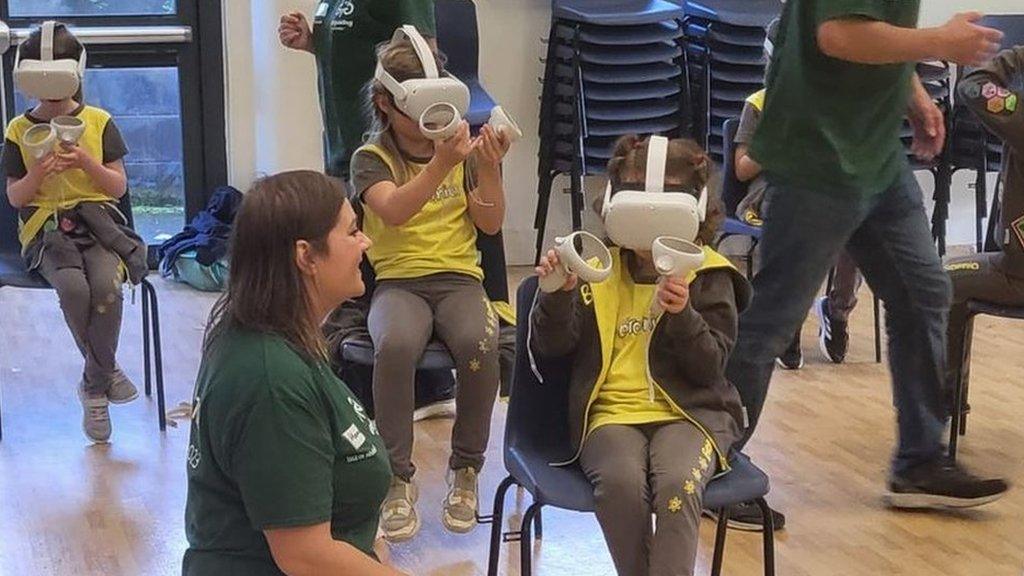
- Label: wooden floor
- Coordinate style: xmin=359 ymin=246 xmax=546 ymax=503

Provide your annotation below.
xmin=2 ymin=270 xmax=1024 ymax=576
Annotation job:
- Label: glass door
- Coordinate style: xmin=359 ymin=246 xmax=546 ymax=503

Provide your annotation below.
xmin=0 ymin=0 xmax=226 ymax=246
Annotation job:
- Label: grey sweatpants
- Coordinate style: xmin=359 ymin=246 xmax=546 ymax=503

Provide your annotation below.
xmin=37 ymin=240 xmax=124 ymax=395
xmin=368 ymin=273 xmax=500 ymax=480
xmin=580 ymin=421 xmax=717 ymax=576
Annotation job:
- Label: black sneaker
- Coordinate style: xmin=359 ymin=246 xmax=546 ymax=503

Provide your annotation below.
xmin=884 ymin=458 xmax=1009 ymax=510
xmin=703 ymin=501 xmax=786 ymax=532
xmin=775 ymin=331 xmax=803 ymax=370
xmin=815 ymin=296 xmax=849 ymax=364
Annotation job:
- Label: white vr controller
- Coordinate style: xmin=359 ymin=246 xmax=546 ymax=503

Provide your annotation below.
xmin=22 ymin=115 xmax=85 ymax=161
xmin=488 ymin=106 xmax=522 ymax=143
xmin=650 ymin=236 xmax=706 ymax=314
xmin=539 ymin=230 xmax=614 ymax=293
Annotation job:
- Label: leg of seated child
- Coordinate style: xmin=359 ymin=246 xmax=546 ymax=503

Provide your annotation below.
xmin=580 ymin=424 xmax=653 ymax=576
xmin=648 ymin=421 xmax=716 ymax=576
xmin=431 ymin=275 xmax=500 ymax=473
xmin=368 ymin=281 xmax=434 ymax=480
xmin=81 ymin=243 xmax=124 ymax=392
xmin=37 ymin=250 xmax=95 ymax=389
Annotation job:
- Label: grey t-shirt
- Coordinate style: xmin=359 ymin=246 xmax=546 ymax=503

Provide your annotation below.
xmin=734 ymin=101 xmax=762 ymax=147
xmin=349 ymin=139 xmax=479 ymax=203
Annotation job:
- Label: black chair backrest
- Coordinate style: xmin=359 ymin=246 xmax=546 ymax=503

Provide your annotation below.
xmin=435 ymin=0 xmax=482 ymax=83
xmin=505 ymin=276 xmax=576 ymax=461
xmin=0 ymin=185 xmax=21 ymax=256
xmin=721 ymin=117 xmax=747 ymax=217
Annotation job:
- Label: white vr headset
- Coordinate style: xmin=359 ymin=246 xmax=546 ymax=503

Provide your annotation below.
xmin=601 ymin=135 xmax=708 ymax=251
xmin=375 ymin=25 xmax=470 ymax=141
xmin=14 ymin=21 xmax=86 ymax=102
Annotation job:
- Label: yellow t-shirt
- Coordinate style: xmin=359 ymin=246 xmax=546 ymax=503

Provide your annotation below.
xmin=5 ymin=105 xmax=120 ymax=248
xmin=356 ymin=144 xmax=483 ymax=282
xmin=587 ymin=265 xmax=683 ymax=435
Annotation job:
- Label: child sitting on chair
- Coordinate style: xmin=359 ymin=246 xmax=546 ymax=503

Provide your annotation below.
xmin=531 ymin=135 xmax=751 ymax=576
xmin=1 ymin=21 xmax=142 ymax=444
xmin=349 ymin=25 xmax=511 ymax=542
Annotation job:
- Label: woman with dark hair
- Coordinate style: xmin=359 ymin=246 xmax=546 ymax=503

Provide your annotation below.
xmin=183 ymin=171 xmax=404 ymax=576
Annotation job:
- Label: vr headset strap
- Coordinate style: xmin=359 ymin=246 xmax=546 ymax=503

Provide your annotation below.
xmin=645 ymin=135 xmax=669 ymax=194
xmin=42 ymin=21 xmax=56 ymax=62
xmin=398 ymin=25 xmax=438 ymax=79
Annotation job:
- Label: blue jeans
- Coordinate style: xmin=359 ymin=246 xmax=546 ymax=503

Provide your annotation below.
xmin=728 ymin=168 xmax=951 ymax=475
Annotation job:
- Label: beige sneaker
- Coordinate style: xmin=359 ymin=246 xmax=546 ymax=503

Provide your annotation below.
xmin=442 ymin=467 xmax=479 ymax=534
xmin=380 ymin=477 xmax=420 ymax=543
xmin=106 ymin=367 xmax=139 ymax=405
xmin=78 ymin=380 xmax=111 ymax=444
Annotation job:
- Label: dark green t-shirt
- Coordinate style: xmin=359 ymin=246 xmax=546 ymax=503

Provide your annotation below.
xmin=749 ymin=0 xmax=920 ymax=195
xmin=183 ymin=328 xmax=391 ymax=576
xmin=311 ymin=0 xmax=436 ymax=177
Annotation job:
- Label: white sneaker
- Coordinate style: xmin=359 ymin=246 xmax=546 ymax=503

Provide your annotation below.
xmin=106 ymin=367 xmax=139 ymax=405
xmin=442 ymin=467 xmax=479 ymax=534
xmin=380 ymin=477 xmax=420 ymax=543
xmin=413 ymin=398 xmax=456 ymax=422
xmin=78 ymin=380 xmax=111 ymax=443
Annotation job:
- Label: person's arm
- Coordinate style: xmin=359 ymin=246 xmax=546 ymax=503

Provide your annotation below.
xmin=958 ymin=46 xmax=1024 ymax=152
xmin=659 ymin=271 xmax=739 ymax=388
xmin=907 ymin=73 xmax=947 ymax=161
xmin=530 ymin=250 xmax=583 ymax=359
xmin=732 ymin=102 xmax=762 ymax=182
xmin=735 ymin=146 xmax=762 ymax=183
xmin=279 ymin=12 xmax=315 ymax=54
xmin=6 ymin=154 xmax=61 ymax=208
xmin=817 ymin=12 xmax=1003 ymax=66
xmin=57 ymin=145 xmax=128 ymax=199
xmin=265 ymin=524 xmax=404 ymax=576
xmin=466 ymin=125 xmax=509 ymax=235
xmin=363 ymin=122 xmax=476 ymax=227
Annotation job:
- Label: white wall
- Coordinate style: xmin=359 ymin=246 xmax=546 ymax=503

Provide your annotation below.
xmin=222 ymin=1 xmax=1024 ymax=263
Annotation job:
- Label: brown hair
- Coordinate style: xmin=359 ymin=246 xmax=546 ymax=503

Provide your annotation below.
xmin=601 ymin=134 xmax=724 ymax=245
xmin=21 ymin=22 xmax=85 ymax=102
xmin=204 ymin=170 xmax=347 ymax=360
xmin=362 ymin=31 xmax=449 ymax=185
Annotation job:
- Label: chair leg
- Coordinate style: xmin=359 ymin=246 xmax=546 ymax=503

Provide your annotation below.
xmin=873 ymin=295 xmax=882 ymax=364
xmin=485 ymin=475 xmax=517 ymax=576
xmin=710 ymin=507 xmax=730 ymax=576
xmin=949 ymin=313 xmax=975 ymax=461
xmin=960 ymin=313 xmax=977 ymax=436
xmin=143 ymin=280 xmax=167 ymax=431
xmin=534 ymin=507 xmax=543 ymax=541
xmin=755 ymin=498 xmax=776 ymax=576
xmin=533 ymin=171 xmax=556 ymax=265
xmin=141 ymin=284 xmax=152 ymax=398
xmin=520 ymin=502 xmax=542 ymax=576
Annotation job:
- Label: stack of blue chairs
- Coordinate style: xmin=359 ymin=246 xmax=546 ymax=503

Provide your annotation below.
xmin=533 ymin=0 xmax=688 ymax=262
xmin=682 ymin=0 xmax=780 ymax=163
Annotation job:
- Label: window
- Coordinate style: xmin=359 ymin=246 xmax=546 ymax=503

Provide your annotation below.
xmin=10 ymin=0 xmax=175 ymax=18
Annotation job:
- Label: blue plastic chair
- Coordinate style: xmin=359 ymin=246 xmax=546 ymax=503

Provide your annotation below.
xmin=684 ymin=0 xmax=780 ymax=28
xmin=555 ymin=20 xmax=683 ymax=45
xmin=0 ymin=191 xmax=166 ymax=439
xmin=554 ymin=0 xmax=685 ymax=26
xmin=435 ymin=0 xmax=496 ymax=128
xmin=555 ymin=41 xmax=682 ymax=65
xmin=483 ymin=276 xmax=775 ymax=576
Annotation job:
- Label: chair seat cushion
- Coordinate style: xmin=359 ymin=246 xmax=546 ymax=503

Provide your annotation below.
xmin=466 ymin=78 xmax=497 ymax=129
xmin=505 ymin=442 xmax=596 ymax=513
xmin=340 ymin=333 xmax=456 ymax=371
xmin=0 ymin=252 xmax=48 ymax=289
xmin=554 ymin=0 xmax=685 ymax=26
xmin=705 ymin=452 xmax=771 ymax=510
xmin=721 ymin=217 xmax=763 ymax=239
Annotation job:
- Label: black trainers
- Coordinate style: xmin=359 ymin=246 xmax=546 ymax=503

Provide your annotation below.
xmin=815 ymin=296 xmax=849 ymax=364
xmin=704 ymin=501 xmax=786 ymax=532
xmin=884 ymin=458 xmax=1009 ymax=510
xmin=775 ymin=331 xmax=803 ymax=370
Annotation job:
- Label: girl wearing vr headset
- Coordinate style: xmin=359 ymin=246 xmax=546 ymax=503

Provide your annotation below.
xmin=532 ymin=135 xmax=750 ymax=576
xmin=1 ymin=22 xmax=141 ymax=444
xmin=349 ymin=27 xmax=511 ymax=543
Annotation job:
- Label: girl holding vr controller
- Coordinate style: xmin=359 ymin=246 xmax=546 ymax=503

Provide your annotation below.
xmin=1 ymin=22 xmax=143 ymax=444
xmin=349 ymin=26 xmax=515 ymax=543
xmin=532 ymin=135 xmax=750 ymax=576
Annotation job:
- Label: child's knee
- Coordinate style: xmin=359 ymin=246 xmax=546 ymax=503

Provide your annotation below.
xmin=89 ymin=275 xmax=123 ymax=315
xmin=373 ymin=329 xmax=427 ymax=363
